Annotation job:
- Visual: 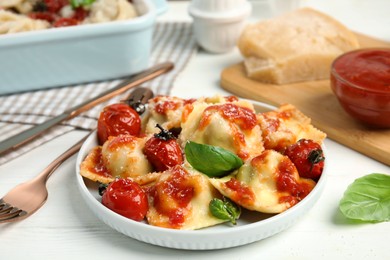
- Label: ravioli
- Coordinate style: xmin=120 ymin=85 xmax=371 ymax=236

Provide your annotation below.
xmin=179 ymin=98 xmax=264 ymax=160
xmin=257 ymin=104 xmax=326 ymax=151
xmin=80 ymin=134 xmax=154 ymax=183
xmin=146 ymin=165 xmax=226 ymax=230
xmin=209 ymin=150 xmax=316 ymax=213
xmin=101 ymin=134 xmax=153 ymax=179
xmin=143 ymin=95 xmax=195 ymax=134
xmin=80 ymin=146 xmax=115 ymax=184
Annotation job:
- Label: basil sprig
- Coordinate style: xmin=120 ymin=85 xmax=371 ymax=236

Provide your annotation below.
xmin=70 ymin=0 xmax=96 ymax=8
xmin=339 ymin=173 xmax=390 ymax=222
xmin=209 ymin=197 xmax=241 ymax=224
xmin=184 ymin=141 xmax=243 ymax=177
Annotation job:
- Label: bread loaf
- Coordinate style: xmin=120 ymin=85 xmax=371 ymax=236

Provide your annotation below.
xmin=238 ymin=8 xmax=360 ymax=84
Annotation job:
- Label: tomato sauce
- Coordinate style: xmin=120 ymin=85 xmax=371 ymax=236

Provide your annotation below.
xmin=199 ymin=103 xmax=257 ymax=130
xmin=260 ymin=113 xmax=297 ymax=151
xmin=234 ymin=132 xmax=250 ymax=160
xmin=105 ymin=135 xmax=137 ymax=151
xmin=87 ymin=148 xmax=111 ymax=178
xmin=224 ymin=178 xmax=255 ymax=206
xmin=276 ymin=158 xmax=313 ymax=205
xmin=331 ymin=48 xmax=390 ymax=127
xmin=333 ymin=49 xmax=390 ymax=92
xmin=224 ymin=96 xmax=239 ymax=102
xmin=183 ymin=98 xmax=197 ymax=105
xmin=197 ymin=103 xmax=257 ymax=159
xmin=153 ymin=96 xmax=196 ymax=116
xmin=260 ymin=115 xmax=281 ymax=150
xmin=155 ymin=100 xmax=180 ymax=115
xmin=149 ymin=166 xmax=195 ymax=228
xmin=181 ymin=103 xmax=194 ymax=123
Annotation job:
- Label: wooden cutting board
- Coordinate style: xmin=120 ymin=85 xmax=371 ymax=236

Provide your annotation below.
xmin=221 ymin=33 xmax=390 ymax=166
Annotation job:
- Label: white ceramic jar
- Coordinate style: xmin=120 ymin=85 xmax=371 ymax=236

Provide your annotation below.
xmin=190 ymin=0 xmax=249 ymax=13
xmin=188 ymin=0 xmax=252 ymax=53
xmin=268 ymin=0 xmax=302 ymax=16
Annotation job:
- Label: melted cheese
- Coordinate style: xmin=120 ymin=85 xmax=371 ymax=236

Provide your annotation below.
xmin=146 ymin=165 xmax=225 ymax=230
xmin=209 ymin=150 xmax=316 ymax=213
xmin=257 ymin=104 xmax=326 ymax=151
xmin=101 ymin=135 xmax=153 ymax=179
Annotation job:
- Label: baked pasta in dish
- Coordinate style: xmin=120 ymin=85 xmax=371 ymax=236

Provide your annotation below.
xmin=0 ymin=0 xmax=138 ymax=34
xmin=80 ymin=94 xmax=326 ymax=230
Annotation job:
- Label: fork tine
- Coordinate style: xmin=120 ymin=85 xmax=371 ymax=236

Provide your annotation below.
xmin=0 ymin=206 xmax=13 ymax=215
xmin=0 ymin=200 xmax=7 ymax=209
xmin=0 ymin=203 xmax=13 ymax=214
xmin=0 ymin=208 xmax=25 ymax=222
xmin=0 ymin=199 xmax=27 ymax=222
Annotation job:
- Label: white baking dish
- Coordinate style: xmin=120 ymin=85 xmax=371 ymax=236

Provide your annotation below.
xmin=0 ymin=0 xmax=167 ymax=95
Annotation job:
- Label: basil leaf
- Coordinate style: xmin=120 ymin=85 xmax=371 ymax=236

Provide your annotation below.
xmin=184 ymin=141 xmax=243 ymax=177
xmin=339 ymin=173 xmax=390 ymax=222
xmin=223 ymin=197 xmax=241 ymax=222
xmin=209 ymin=197 xmax=241 ymax=224
xmin=70 ymin=0 xmax=96 ymax=8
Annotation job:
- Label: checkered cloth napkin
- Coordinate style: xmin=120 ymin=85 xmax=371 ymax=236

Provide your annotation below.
xmin=0 ymin=22 xmax=197 ymax=165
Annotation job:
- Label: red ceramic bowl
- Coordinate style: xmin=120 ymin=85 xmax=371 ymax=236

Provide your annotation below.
xmin=331 ymin=48 xmax=390 ymax=128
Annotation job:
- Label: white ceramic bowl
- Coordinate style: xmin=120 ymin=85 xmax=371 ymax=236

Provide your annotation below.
xmin=191 ymin=0 xmax=249 ymax=13
xmin=189 ymin=1 xmax=252 ymax=53
xmin=0 ymin=0 xmax=167 ymax=95
xmin=268 ymin=0 xmax=302 ymax=16
xmin=75 ymin=100 xmax=327 ymax=250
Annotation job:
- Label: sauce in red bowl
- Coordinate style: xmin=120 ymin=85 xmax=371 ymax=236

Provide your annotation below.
xmin=331 ymin=48 xmax=390 ymax=128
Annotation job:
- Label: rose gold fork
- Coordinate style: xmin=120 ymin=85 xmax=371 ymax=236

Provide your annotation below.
xmin=0 ymin=134 xmax=89 ymax=223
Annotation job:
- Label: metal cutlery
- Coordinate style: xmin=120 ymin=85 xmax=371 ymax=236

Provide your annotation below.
xmin=0 ymin=62 xmax=173 ymax=155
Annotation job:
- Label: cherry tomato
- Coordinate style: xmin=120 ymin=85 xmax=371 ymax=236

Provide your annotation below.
xmin=101 ymin=178 xmax=148 ymax=221
xmin=284 ymin=139 xmax=325 ymax=180
xmin=143 ymin=125 xmax=183 ymax=172
xmin=97 ymin=103 xmax=141 ymax=145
